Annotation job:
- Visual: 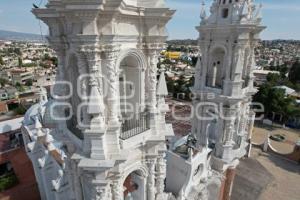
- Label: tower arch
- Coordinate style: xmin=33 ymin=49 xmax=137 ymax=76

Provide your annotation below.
xmin=207 ymin=46 xmax=227 ymax=88
xmin=116 ymin=49 xmax=147 ymax=117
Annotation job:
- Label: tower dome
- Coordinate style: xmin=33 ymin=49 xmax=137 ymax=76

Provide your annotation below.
xmin=204 ymin=0 xmax=262 ymax=25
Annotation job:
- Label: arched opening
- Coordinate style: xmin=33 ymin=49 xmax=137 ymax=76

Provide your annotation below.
xmin=206 ymin=48 xmax=226 ymax=88
xmin=119 ymin=54 xmax=145 ymax=117
xmin=65 ymin=54 xmax=83 ymax=139
xmin=208 ymin=119 xmax=218 ymax=149
xmin=123 ymin=170 xmax=146 ymax=200
xmin=118 ymin=52 xmax=149 ymax=140
xmin=242 ymin=48 xmax=251 ymax=88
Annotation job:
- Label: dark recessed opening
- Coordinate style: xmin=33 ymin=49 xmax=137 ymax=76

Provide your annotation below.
xmin=222 ymin=8 xmax=229 ymax=18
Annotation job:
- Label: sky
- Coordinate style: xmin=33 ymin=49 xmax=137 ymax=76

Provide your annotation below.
xmin=0 ymin=0 xmax=300 ymax=40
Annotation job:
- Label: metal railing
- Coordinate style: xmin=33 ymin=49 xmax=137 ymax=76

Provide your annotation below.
xmin=120 ymin=112 xmax=150 ymax=140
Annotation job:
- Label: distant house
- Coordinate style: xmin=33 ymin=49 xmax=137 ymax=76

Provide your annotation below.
xmin=165 ymin=51 xmax=181 ymax=60
xmin=0 ymin=70 xmax=11 ymax=82
xmin=0 ymin=117 xmax=40 ymax=200
xmin=253 ymin=70 xmax=280 ymax=85
xmin=10 ymin=70 xmax=33 ymax=85
xmin=273 ymin=86 xmax=300 ymax=101
xmin=0 ymin=89 xmax=8 ymax=101
xmin=0 ymin=87 xmax=18 ymax=101
xmin=0 ymin=101 xmax=8 ymax=114
xmin=274 ymin=86 xmax=296 ymax=96
xmin=5 ymin=86 xmax=18 ymax=99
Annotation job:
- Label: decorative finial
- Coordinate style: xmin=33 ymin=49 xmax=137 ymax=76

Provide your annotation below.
xmin=254 ymin=3 xmax=263 ymax=20
xmin=200 ymin=0 xmax=207 ymax=20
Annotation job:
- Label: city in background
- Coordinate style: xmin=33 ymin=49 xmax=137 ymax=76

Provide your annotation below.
xmin=0 ymin=0 xmax=300 ymax=200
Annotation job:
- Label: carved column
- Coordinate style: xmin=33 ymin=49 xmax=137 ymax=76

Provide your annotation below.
xmin=104 ymin=45 xmax=120 ymax=125
xmin=77 ymin=52 xmax=90 ymax=129
xmin=80 ymin=45 xmax=106 ymax=159
xmin=112 ymin=179 xmax=123 ymax=200
xmin=104 ymin=45 xmax=121 ymax=155
xmin=147 ymin=158 xmax=157 ymax=200
xmin=93 ymin=184 xmax=111 ymax=200
xmin=247 ymin=110 xmax=256 ymax=140
xmin=155 ymin=154 xmax=166 ymax=197
xmin=223 ymin=107 xmax=236 ymax=146
xmin=51 ymin=45 xmax=68 ymax=134
xmin=147 ymin=50 xmax=159 ymax=113
xmin=52 ymin=45 xmax=66 ymax=97
xmin=200 ymin=43 xmax=209 ymax=88
xmin=85 ymin=46 xmax=105 ymax=129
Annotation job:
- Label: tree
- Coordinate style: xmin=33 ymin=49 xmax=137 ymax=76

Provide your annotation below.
xmin=43 ymin=53 xmax=50 ymax=60
xmin=18 ymin=57 xmax=23 ymax=67
xmin=14 ymin=48 xmax=21 ymax=56
xmin=25 ymin=79 xmax=33 ymax=86
xmin=289 ymin=61 xmax=300 ymax=84
xmin=254 ymin=86 xmax=300 ymax=124
xmin=14 ymin=105 xmax=27 ymax=115
xmin=0 ymin=78 xmax=8 ymax=87
xmin=0 ymin=56 xmax=4 ymax=65
xmin=266 ymin=73 xmax=281 ymax=85
xmin=15 ymin=82 xmax=25 ymax=92
xmin=191 ymin=56 xmax=198 ymax=67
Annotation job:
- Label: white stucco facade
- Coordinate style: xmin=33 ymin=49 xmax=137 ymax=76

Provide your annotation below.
xmin=165 ymin=0 xmax=265 ymax=200
xmin=22 ymin=0 xmax=265 ymax=200
xmin=22 ymin=0 xmax=175 ymax=200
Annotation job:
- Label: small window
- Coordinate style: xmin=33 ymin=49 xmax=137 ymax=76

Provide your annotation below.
xmin=222 ymin=8 xmax=229 ymax=18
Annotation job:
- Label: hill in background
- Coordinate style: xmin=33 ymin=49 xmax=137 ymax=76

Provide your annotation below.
xmin=0 ymin=30 xmax=45 ymax=42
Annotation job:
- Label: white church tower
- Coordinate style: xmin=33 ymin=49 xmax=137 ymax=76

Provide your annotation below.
xmin=22 ymin=0 xmax=175 ymax=200
xmin=191 ymin=0 xmax=265 ymax=199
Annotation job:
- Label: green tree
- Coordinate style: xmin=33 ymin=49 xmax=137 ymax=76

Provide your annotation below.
xmin=254 ymin=86 xmax=300 ymax=124
xmin=0 ymin=56 xmax=4 ymax=65
xmin=266 ymin=73 xmax=281 ymax=85
xmin=25 ymin=79 xmax=33 ymax=86
xmin=0 ymin=78 xmax=8 ymax=87
xmin=15 ymin=82 xmax=25 ymax=92
xmin=289 ymin=61 xmax=300 ymax=84
xmin=43 ymin=53 xmax=50 ymax=60
xmin=14 ymin=105 xmax=27 ymax=115
xmin=14 ymin=48 xmax=21 ymax=56
xmin=18 ymin=57 xmax=23 ymax=67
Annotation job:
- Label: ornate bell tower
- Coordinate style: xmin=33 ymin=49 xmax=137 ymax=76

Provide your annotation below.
xmin=191 ymin=0 xmax=265 ymax=199
xmin=23 ymin=0 xmax=175 ymax=200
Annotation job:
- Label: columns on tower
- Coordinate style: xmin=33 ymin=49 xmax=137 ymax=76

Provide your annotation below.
xmin=223 ymin=107 xmax=236 ymax=146
xmin=247 ymin=110 xmax=256 ymax=140
xmin=51 ymin=44 xmax=67 ymax=97
xmin=103 ymin=45 xmax=121 ymax=155
xmin=104 ymin=45 xmax=121 ymax=126
xmin=50 ymin=44 xmax=70 ymax=135
xmin=147 ymin=158 xmax=157 ymax=200
xmin=147 ymin=51 xmax=159 ymax=113
xmin=112 ymin=178 xmax=123 ymax=200
xmin=93 ymin=183 xmax=111 ymax=200
xmin=155 ymin=153 xmax=167 ymax=197
xmin=79 ymin=45 xmax=107 ymax=160
xmin=76 ymin=52 xmax=90 ymax=129
xmin=83 ymin=45 xmax=105 ymax=130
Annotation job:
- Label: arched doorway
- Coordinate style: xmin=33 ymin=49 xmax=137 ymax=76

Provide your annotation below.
xmin=65 ymin=54 xmax=83 ymax=139
xmin=119 ymin=54 xmax=145 ymax=118
xmin=207 ymin=48 xmax=226 ymax=88
xmin=123 ymin=170 xmax=146 ymax=200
